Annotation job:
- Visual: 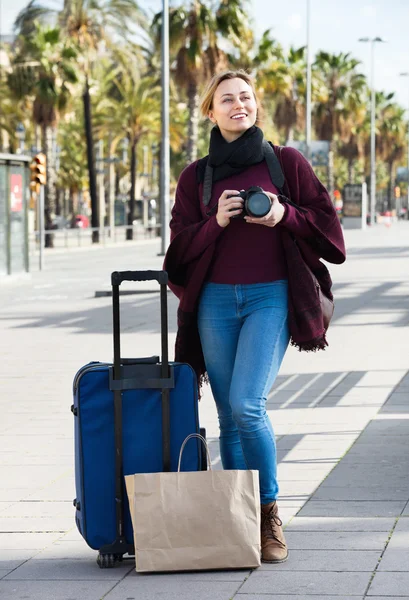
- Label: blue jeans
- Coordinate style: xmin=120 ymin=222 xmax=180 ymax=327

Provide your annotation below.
xmin=197 ymin=281 xmax=290 ymax=504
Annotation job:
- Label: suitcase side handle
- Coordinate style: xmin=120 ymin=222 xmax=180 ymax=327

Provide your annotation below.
xmin=111 ymin=270 xmax=168 ymax=286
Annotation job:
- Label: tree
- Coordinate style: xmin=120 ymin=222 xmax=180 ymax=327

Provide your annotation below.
xmin=338 ymin=83 xmax=368 ymax=184
xmin=14 ymin=0 xmax=146 ymax=243
xmin=376 ymin=98 xmax=406 ymax=210
xmin=95 ymin=56 xmax=161 ymax=239
xmin=153 ymin=0 xmax=250 ymax=163
xmin=260 ymin=45 xmax=306 ymax=144
xmin=313 ymin=51 xmax=366 ymax=198
xmin=8 ymin=25 xmax=77 ymax=245
xmin=59 ymin=0 xmax=146 ymax=241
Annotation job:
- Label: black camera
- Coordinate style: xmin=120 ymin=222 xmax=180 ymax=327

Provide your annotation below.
xmin=228 ymin=186 xmax=272 ymax=219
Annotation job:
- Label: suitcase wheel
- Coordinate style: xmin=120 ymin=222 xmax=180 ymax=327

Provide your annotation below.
xmin=97 ymin=552 xmax=123 ymax=568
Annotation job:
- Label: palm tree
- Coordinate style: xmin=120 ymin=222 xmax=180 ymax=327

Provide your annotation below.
xmin=14 ymin=0 xmax=146 ymax=243
xmin=95 ymin=57 xmax=161 ymax=239
xmin=56 ymin=109 xmax=89 ymax=221
xmin=260 ymin=45 xmax=306 ymax=144
xmin=8 ymin=25 xmax=77 ymax=245
xmin=376 ymin=98 xmax=406 ymax=210
xmin=153 ymin=0 xmax=250 ymax=163
xmin=59 ymin=0 xmax=146 ymax=242
xmin=338 ymin=84 xmax=368 ymax=184
xmin=313 ymin=51 xmax=366 ymax=199
xmin=0 ymin=77 xmax=31 ymax=153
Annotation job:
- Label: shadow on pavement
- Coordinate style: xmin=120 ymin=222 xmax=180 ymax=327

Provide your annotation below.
xmin=2 ymin=278 xmax=409 ymax=333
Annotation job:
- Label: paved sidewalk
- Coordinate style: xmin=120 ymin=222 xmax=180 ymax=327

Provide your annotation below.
xmin=0 ymin=223 xmax=408 ymax=600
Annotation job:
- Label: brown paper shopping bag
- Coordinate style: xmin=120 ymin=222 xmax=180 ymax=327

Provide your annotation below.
xmin=125 ymin=433 xmax=261 ymax=572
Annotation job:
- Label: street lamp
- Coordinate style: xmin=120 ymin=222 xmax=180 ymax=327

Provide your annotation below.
xmin=159 ymin=0 xmax=170 ymax=255
xmin=15 ymin=122 xmax=25 ymax=154
xmin=305 ymin=0 xmax=312 ymax=163
xmin=358 ymin=36 xmax=387 ymax=226
xmin=399 ymin=72 xmax=409 ymax=219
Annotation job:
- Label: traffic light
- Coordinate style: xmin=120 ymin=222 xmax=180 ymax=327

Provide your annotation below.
xmin=30 ymin=153 xmax=47 ymax=193
xmin=394 ymin=186 xmax=401 ymax=198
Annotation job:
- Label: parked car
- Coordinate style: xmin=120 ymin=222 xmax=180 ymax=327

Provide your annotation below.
xmin=73 ymin=214 xmax=89 ymax=228
xmin=51 ymin=216 xmax=69 ymax=229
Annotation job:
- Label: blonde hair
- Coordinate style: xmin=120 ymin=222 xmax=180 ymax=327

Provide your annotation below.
xmin=199 ymin=70 xmax=259 ymax=119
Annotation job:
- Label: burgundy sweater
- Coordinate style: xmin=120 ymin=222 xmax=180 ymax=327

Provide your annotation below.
xmin=165 ymin=145 xmax=346 ymax=389
xmin=174 ymin=160 xmax=313 ymax=284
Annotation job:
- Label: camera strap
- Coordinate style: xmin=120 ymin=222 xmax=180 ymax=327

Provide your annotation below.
xmin=262 ymin=141 xmax=285 ymax=193
xmin=201 ymin=141 xmax=287 ymax=209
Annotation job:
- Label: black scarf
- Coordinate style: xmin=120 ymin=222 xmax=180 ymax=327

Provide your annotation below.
xmin=207 ymin=125 xmax=265 ymax=182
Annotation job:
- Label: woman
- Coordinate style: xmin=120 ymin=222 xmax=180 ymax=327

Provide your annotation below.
xmin=164 ymin=70 xmax=346 ymax=564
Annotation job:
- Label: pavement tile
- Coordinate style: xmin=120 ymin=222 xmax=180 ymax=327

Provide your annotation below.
xmin=298 ymin=501 xmax=406 ymax=518
xmin=236 ymin=596 xmax=364 ymax=600
xmin=282 ymin=423 xmax=369 ymax=435
xmin=102 ymin=576 xmax=243 ymax=600
xmin=260 ymin=549 xmax=380 ymax=571
xmin=0 ymin=549 xmax=36 ymax=569
xmin=239 ymin=571 xmax=370 ymax=596
xmin=277 ymin=464 xmax=336 ymax=480
xmin=0 ymin=454 xmax=73 ymax=467
xmin=285 ymin=517 xmax=395 ymax=532
xmin=285 ymin=531 xmax=387 ymax=550
xmin=25 ymin=478 xmax=75 ymax=502
xmin=312 ymin=486 xmax=409 ymax=501
xmin=385 ymin=392 xmax=409 ymax=404
xmin=57 ymin=528 xmax=84 ymax=542
xmin=278 ymin=447 xmax=345 ymax=461
xmin=0 ymin=518 xmax=73 ymax=532
xmin=320 ymin=465 xmax=409 ymax=488
xmin=367 ymin=572 xmax=409 ymax=596
xmin=0 ymin=489 xmax=34 ymax=502
xmin=0 ymin=502 xmax=14 ymax=514
xmin=0 ymin=532 xmax=63 ymax=550
xmin=4 ymin=559 xmax=134 ymax=581
xmin=377 ymin=517 xmax=409 ymax=571
xmin=340 ymin=447 xmax=406 ymax=464
xmin=276 ymin=434 xmax=359 ymax=450
xmin=359 ymin=420 xmax=409 ymax=437
xmin=0 ymin=581 xmax=118 ymax=600
xmin=32 ymin=541 xmax=98 ymax=560
xmin=0 ymin=467 xmax=69 ymax=488
xmin=380 ymin=404 xmax=409 ymax=413
xmin=351 ymin=370 xmax=406 ymax=387
xmin=2 ymin=501 xmax=72 ymax=518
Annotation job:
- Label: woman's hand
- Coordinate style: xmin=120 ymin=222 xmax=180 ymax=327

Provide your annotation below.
xmin=244 ymin=192 xmax=285 ymax=227
xmin=216 ymin=190 xmax=244 ymax=228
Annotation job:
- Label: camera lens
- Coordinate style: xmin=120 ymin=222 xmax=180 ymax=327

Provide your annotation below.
xmin=246 ymin=191 xmax=271 ymax=218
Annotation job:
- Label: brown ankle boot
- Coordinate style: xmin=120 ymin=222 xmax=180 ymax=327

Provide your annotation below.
xmin=260 ymin=501 xmax=288 ymax=563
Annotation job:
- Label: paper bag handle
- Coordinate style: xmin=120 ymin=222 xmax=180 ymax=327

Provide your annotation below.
xmin=177 ymin=433 xmax=212 ymax=472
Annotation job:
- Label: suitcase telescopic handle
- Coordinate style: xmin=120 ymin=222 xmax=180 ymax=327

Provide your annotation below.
xmin=111 ymin=270 xmax=169 ymax=381
xmin=111 ymin=270 xmax=168 ymax=286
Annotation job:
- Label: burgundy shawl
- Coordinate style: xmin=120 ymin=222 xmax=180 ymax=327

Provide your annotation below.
xmin=164 ymin=145 xmax=346 ymax=390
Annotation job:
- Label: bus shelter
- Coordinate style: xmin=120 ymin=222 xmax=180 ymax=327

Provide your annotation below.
xmin=0 ymin=153 xmax=30 ymax=277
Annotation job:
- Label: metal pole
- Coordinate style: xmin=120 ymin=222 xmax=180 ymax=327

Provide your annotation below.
xmin=39 ymin=186 xmax=45 ymax=271
xmin=406 ymin=91 xmax=409 ymax=219
xmin=370 ymin=41 xmax=376 ymax=227
xmin=305 ymin=0 xmax=312 ymax=162
xmin=160 ymin=0 xmax=170 ymax=255
xmin=97 ymin=140 xmax=105 ymax=236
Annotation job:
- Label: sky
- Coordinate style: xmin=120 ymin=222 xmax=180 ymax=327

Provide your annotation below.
xmin=1 ymin=0 xmax=409 ymax=110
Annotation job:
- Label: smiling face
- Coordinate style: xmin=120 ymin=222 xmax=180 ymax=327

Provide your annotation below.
xmin=208 ymin=77 xmax=258 ymax=143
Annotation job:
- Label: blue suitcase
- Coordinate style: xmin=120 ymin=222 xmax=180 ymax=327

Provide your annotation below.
xmin=71 ymin=270 xmax=205 ymax=568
